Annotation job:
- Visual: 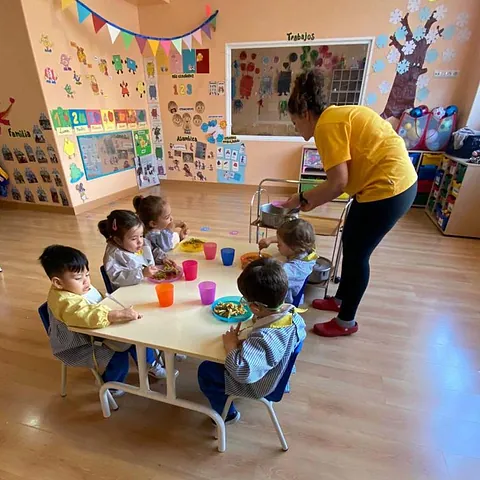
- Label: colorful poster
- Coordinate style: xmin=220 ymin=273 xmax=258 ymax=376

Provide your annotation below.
xmin=216 ymin=138 xmax=247 ymax=184
xmin=77 ymin=131 xmax=135 ymax=180
xmin=133 ymin=153 xmax=159 ymax=189
xmin=127 ymin=109 xmax=137 ymax=129
xmin=69 ymin=109 xmax=89 ymax=134
xmin=169 ymin=50 xmax=182 ymax=74
xmin=50 ymin=107 xmax=73 ymax=135
xmin=86 ymin=109 xmax=103 ymax=132
xmin=196 ymin=49 xmax=210 ymax=74
xmin=156 ymin=49 xmax=169 ymax=75
xmin=133 ymin=129 xmax=152 ymax=156
xmin=136 ymin=109 xmax=147 ymax=128
xmin=101 ymin=109 xmax=116 ymax=131
xmin=182 ymin=49 xmax=196 ymax=74
xmin=114 ymin=109 xmax=128 ymax=130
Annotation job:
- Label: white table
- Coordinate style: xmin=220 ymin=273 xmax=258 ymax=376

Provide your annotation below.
xmin=71 ymin=239 xmax=278 ymax=452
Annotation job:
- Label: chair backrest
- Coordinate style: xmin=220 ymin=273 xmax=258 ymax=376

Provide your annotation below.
xmin=100 ymin=265 xmax=114 ymax=294
xmin=292 ymin=278 xmax=309 ymax=308
xmin=38 ymin=302 xmax=50 ymax=334
xmin=265 ymin=340 xmax=304 ymax=403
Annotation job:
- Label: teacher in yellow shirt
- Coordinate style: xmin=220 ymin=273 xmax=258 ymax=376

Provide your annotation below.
xmin=283 ymin=69 xmax=417 ymax=338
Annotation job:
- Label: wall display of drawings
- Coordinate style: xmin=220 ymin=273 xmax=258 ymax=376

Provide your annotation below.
xmin=134 ymin=154 xmax=160 ymax=189
xmin=215 ymin=137 xmax=247 ymax=184
xmin=77 ymin=131 xmax=135 ymax=180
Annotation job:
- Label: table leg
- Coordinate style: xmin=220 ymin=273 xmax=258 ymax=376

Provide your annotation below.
xmin=164 ymin=351 xmax=176 ymax=401
xmin=136 ymin=344 xmax=151 ymax=393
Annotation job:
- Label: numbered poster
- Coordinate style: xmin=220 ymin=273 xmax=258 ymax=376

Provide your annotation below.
xmin=69 ymin=109 xmax=89 ymax=134
xmin=101 ymin=109 xmax=116 ymax=131
xmin=50 ymin=107 xmax=73 ymax=135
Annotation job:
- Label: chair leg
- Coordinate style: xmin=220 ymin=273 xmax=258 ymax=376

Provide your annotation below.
xmin=90 ymin=369 xmax=119 ymax=411
xmin=221 ymin=396 xmax=236 ymax=421
xmin=60 ymin=363 xmax=67 ymax=397
xmin=259 ymin=398 xmax=289 ymax=451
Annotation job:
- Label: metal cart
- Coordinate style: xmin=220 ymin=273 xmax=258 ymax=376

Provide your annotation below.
xmin=249 ymin=178 xmax=352 ymax=298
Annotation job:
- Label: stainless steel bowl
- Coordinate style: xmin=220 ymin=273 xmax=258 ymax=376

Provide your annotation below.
xmin=259 ymin=203 xmax=298 ymax=229
xmin=308 ymin=256 xmax=332 ymax=284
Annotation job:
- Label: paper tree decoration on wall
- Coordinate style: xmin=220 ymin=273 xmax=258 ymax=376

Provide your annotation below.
xmin=62 ymin=0 xmax=219 ymax=56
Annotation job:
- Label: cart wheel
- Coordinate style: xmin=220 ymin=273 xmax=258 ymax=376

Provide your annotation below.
xmin=333 ymin=276 xmax=341 ymax=284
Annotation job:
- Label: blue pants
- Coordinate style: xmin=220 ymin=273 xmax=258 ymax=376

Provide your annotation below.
xmin=103 ymin=346 xmax=156 ymax=383
xmin=198 ymin=361 xmax=236 ymax=416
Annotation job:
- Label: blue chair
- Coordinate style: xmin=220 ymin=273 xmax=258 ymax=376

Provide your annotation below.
xmin=221 ymin=341 xmax=304 ymax=451
xmin=292 ymin=278 xmax=309 ymax=307
xmin=100 ymin=265 xmax=114 ymax=294
xmin=38 ymin=302 xmax=118 ymax=409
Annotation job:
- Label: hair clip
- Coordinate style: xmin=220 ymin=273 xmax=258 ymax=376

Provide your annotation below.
xmin=112 ymin=218 xmax=117 ymax=231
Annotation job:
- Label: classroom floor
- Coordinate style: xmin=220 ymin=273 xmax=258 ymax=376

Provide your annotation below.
xmin=1 ymin=182 xmax=480 ymax=480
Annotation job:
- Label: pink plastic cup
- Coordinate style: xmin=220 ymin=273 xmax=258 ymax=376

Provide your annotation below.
xmin=182 ymin=260 xmax=198 ymax=281
xmin=203 ymin=242 xmax=217 ymax=260
xmin=198 ymin=281 xmax=216 ymax=305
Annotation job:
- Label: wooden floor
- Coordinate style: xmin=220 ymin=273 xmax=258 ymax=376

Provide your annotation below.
xmin=1 ymin=182 xmax=480 ymax=480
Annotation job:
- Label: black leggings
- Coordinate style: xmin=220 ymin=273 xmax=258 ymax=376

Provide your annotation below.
xmin=336 ymin=182 xmax=417 ymax=322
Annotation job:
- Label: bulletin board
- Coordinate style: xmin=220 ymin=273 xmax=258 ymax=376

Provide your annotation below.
xmin=77 ymin=131 xmax=135 ymax=180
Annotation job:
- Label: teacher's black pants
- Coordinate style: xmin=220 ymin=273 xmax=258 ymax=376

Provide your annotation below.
xmin=336 ymin=182 xmax=417 ymax=322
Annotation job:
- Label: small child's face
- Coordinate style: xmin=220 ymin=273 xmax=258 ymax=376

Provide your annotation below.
xmin=120 ymin=225 xmax=144 ymax=253
xmin=150 ymin=203 xmax=173 ymax=230
xmin=53 ymin=268 xmax=91 ymax=295
xmin=276 ymin=233 xmax=295 ymax=258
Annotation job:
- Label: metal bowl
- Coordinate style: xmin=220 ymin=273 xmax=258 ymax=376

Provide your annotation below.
xmin=260 ymin=203 xmax=298 ymax=229
xmin=308 ymin=256 xmax=332 ymax=284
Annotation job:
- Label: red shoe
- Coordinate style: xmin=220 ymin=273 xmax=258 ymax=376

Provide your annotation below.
xmin=312 ymin=318 xmax=358 ymax=337
xmin=312 ymin=297 xmax=341 ymax=312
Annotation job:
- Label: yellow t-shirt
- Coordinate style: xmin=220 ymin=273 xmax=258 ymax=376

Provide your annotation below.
xmin=314 ymin=105 xmax=417 ymax=202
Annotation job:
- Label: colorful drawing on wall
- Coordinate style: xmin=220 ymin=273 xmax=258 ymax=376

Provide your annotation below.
xmin=134 ymin=129 xmax=152 ymax=156
xmin=24 ymin=144 xmax=36 ymax=163
xmin=76 ymin=182 xmax=88 ymax=203
xmin=182 ymin=50 xmax=196 ymax=74
xmin=196 ymin=49 xmax=210 ymax=74
xmin=11 ymin=186 xmax=22 ymax=201
xmin=120 ymin=81 xmax=130 ymax=97
xmin=101 ymin=109 xmax=116 ymax=131
xmin=134 ymin=153 xmax=159 ymax=189
xmin=35 ymin=147 xmax=47 ymax=163
xmin=127 ymin=109 xmax=137 ymax=129
xmin=136 ymin=109 xmax=147 ymax=128
xmin=0 ymin=97 xmax=15 ymax=134
xmin=39 ymin=113 xmax=52 ymax=130
xmin=151 ymin=125 xmax=163 ymax=142
xmin=195 ymin=101 xmax=206 ymax=114
xmin=201 ymin=118 xmax=225 ymax=144
xmin=2 ymin=145 xmax=13 ymax=161
xmin=70 ymin=42 xmax=89 ymax=66
xmin=136 ymin=81 xmax=146 ymax=98
xmin=40 ymin=33 xmax=53 ymax=53
xmin=216 ymin=138 xmax=247 ymax=184
xmin=86 ymin=109 xmax=103 ymax=132
xmin=73 ymin=71 xmax=82 ymax=85
xmin=33 ymin=125 xmax=45 ymax=143
xmin=86 ymin=75 xmax=100 ymax=96
xmin=37 ymin=186 xmax=48 ymax=202
xmin=64 ymin=84 xmax=75 ymax=99
xmin=217 ymin=81 xmax=225 ymax=95
xmin=94 ymin=57 xmax=110 ymax=77
xmin=77 ymin=131 xmax=135 ymax=180
xmin=50 ymin=107 xmax=73 ymax=135
xmin=63 ymin=138 xmax=76 ymax=159
xmin=24 ymin=187 xmax=35 ymax=203
xmin=169 ymin=51 xmax=182 ymax=74
xmin=112 ymin=55 xmax=124 ymax=74
xmin=47 ymin=144 xmax=58 ymax=163
xmin=145 ymin=59 xmax=155 ymax=78
xmin=125 ymin=57 xmax=137 ymax=74
xmin=148 ymin=84 xmax=158 ymax=101
xmin=156 ymin=49 xmax=169 ymax=74
xmin=40 ymin=168 xmax=51 ymax=183
xmin=172 ymin=114 xmax=183 ymax=126
xmin=44 ymin=67 xmax=58 ymax=84
xmin=114 ymin=110 xmax=128 ymax=129
xmin=69 ymin=163 xmax=84 ymax=183
xmin=60 ymin=53 xmax=72 ymax=71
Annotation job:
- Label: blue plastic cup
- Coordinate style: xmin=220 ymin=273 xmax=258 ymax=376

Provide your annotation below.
xmin=220 ymin=248 xmax=235 ymax=266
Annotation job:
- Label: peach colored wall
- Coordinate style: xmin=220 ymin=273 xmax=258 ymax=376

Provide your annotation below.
xmin=139 ymin=0 xmax=480 ymax=186
xmin=20 ymin=0 xmax=148 ymax=208
xmin=0 ymin=0 xmax=68 ymax=208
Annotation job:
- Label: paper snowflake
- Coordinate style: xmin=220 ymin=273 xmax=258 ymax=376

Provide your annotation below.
xmin=396 ymin=59 xmax=410 ymax=75
xmin=390 ymin=9 xmax=403 ymax=24
xmin=443 ymin=25 xmax=456 ymax=40
xmin=416 ymin=87 xmax=430 ymax=102
xmin=402 ymin=40 xmax=416 ymax=56
xmin=373 ymin=59 xmax=386 ymax=73
xmin=417 ymin=74 xmax=430 ymax=89
xmin=387 ymin=48 xmax=401 ymax=64
xmin=425 ymin=49 xmax=439 ymax=63
xmin=378 ymin=81 xmax=391 ymax=95
xmin=425 ymin=29 xmax=440 ymax=45
xmin=442 ymin=48 xmax=456 ymax=62
xmin=458 ymin=28 xmax=471 ymax=43
xmin=419 ymin=6 xmax=431 ymax=22
xmin=407 ymin=0 xmax=420 ymax=13
xmin=413 ymin=26 xmax=426 ymax=41
xmin=395 ymin=26 xmax=408 ymax=41
xmin=433 ymin=5 xmax=447 ymax=21
xmin=456 ymin=12 xmax=469 ymax=28
xmin=376 ymin=34 xmax=389 ymax=49
xmin=365 ymin=93 xmax=377 ymax=106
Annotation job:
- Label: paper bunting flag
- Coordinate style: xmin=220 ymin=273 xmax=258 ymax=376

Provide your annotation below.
xmin=61 ymin=0 xmax=74 ymax=10
xmin=211 ymin=17 xmax=217 ymax=31
xmin=148 ymin=39 xmax=159 ymax=56
xmin=135 ymin=36 xmax=147 ymax=53
xmin=193 ymin=29 xmax=203 ymax=46
xmin=121 ymin=31 xmax=134 ymax=49
xmin=161 ymin=40 xmax=171 ymax=56
xmin=184 ymin=34 xmax=192 ymax=50
xmin=77 ymin=2 xmax=91 ymax=23
xmin=172 ymin=38 xmax=183 ymax=54
xmin=202 ymin=23 xmax=211 ymax=39
xmin=92 ymin=15 xmax=106 ymax=33
xmin=107 ymin=24 xmax=121 ymax=43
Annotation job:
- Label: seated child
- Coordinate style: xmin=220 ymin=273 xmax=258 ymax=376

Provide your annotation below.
xmin=133 ymin=195 xmax=188 ymax=256
xmin=197 ymin=258 xmax=306 ymax=424
xmin=259 ymin=218 xmax=317 ymax=304
xmin=99 ymin=209 xmax=160 ymax=290
xmin=39 ymin=245 xmax=167 ymax=389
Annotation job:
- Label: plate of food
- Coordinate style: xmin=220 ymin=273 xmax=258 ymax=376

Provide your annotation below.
xmin=240 ymin=252 xmax=272 ymax=269
xmin=178 ymin=237 xmax=206 ymax=253
xmin=211 ymin=296 xmax=253 ymax=323
xmin=147 ymin=262 xmax=183 ymax=284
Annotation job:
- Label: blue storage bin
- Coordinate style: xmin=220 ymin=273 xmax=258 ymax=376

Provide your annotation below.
xmin=418 ymin=164 xmax=437 ymax=181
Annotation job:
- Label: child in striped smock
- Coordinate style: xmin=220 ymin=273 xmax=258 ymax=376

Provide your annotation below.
xmin=198 ymin=258 xmax=306 ymax=424
xmin=259 ymin=218 xmax=317 ymax=305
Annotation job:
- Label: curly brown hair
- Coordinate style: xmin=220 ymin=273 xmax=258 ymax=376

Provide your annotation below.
xmin=288 ymin=68 xmax=326 ymax=117
xmin=133 ymin=195 xmax=169 ymax=231
xmin=277 ymin=218 xmax=316 ymax=255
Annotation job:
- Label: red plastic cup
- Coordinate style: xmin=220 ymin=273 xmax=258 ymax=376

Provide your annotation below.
xmin=203 ymin=242 xmax=217 ymax=260
xmin=198 ymin=281 xmax=216 ymax=305
xmin=182 ymin=260 xmax=198 ymax=281
xmin=156 ymin=283 xmax=174 ymax=307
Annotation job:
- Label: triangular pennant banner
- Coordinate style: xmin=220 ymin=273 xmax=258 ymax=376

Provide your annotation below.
xmin=148 ymin=39 xmax=159 ymax=56
xmin=135 ymin=35 xmax=147 ymax=53
xmin=172 ymin=38 xmax=183 ymax=54
xmin=201 ymin=23 xmax=211 ymax=39
xmin=183 ymin=34 xmax=192 ymax=50
xmin=121 ymin=31 xmax=134 ymax=49
xmin=92 ymin=14 xmax=106 ymax=34
xmin=76 ymin=2 xmax=91 ymax=23
xmin=160 ymin=40 xmax=171 ymax=56
xmin=107 ymin=24 xmax=121 ymax=43
xmin=61 ymin=0 xmax=74 ymax=10
xmin=193 ymin=29 xmax=203 ymax=46
xmin=211 ymin=17 xmax=217 ymax=31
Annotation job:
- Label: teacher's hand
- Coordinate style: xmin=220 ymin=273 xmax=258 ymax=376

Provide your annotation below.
xmin=281 ymin=194 xmax=301 ymax=210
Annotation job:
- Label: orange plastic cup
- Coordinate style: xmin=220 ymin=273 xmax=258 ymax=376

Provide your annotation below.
xmin=155 ymin=283 xmax=174 ymax=307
